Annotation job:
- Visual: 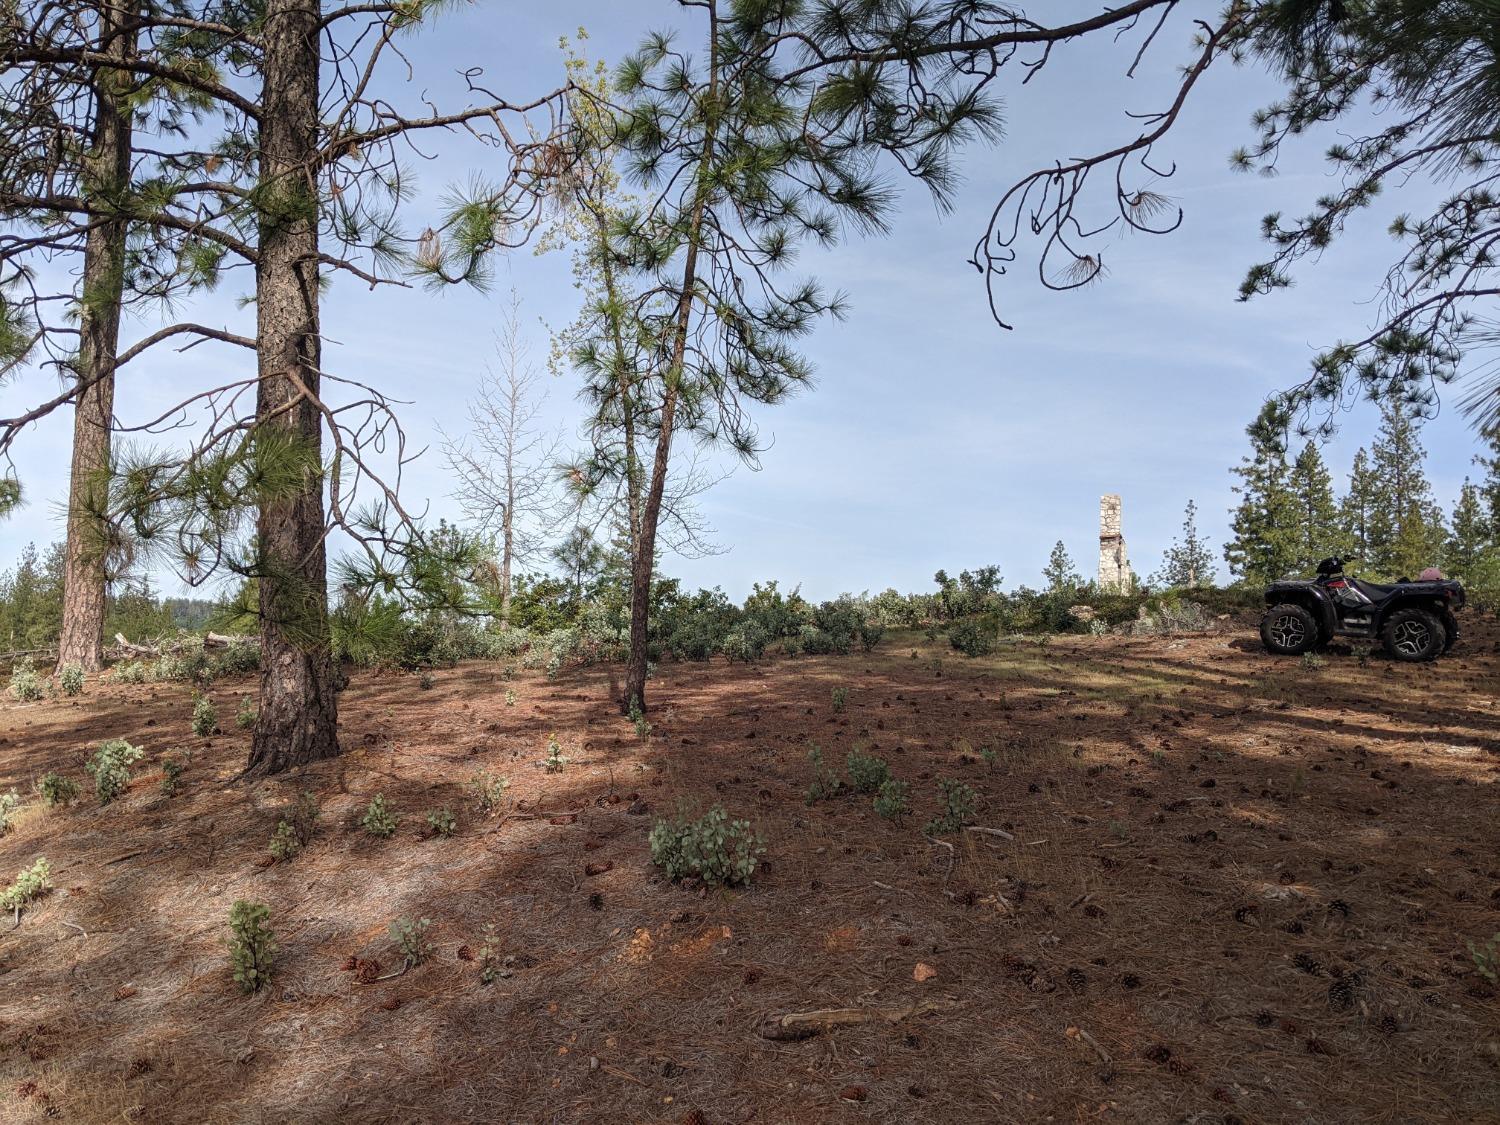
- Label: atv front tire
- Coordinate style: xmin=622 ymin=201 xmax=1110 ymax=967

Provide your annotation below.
xmin=1382 ymin=607 xmax=1444 ymax=663
xmin=1260 ymin=604 xmax=1317 ymax=656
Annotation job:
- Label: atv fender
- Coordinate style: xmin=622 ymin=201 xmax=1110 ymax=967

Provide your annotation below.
xmin=1263 ymin=583 xmax=1337 ymax=643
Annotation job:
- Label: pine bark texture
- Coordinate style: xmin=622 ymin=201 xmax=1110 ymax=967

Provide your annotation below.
xmin=56 ymin=2 xmax=135 ymax=672
xmin=247 ymin=0 xmax=339 ymax=773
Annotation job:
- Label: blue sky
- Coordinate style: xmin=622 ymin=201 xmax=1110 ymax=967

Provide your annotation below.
xmin=0 ymin=2 xmax=1487 ymax=601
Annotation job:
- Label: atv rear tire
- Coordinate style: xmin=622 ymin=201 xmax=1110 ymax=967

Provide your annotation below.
xmin=1439 ymin=608 xmax=1459 ymax=654
xmin=1260 ymin=604 xmax=1318 ymax=656
xmin=1382 ymin=607 xmax=1444 ymax=663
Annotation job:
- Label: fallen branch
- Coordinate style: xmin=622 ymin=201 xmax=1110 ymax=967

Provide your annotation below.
xmin=964 ymin=825 xmax=1015 ymax=840
xmin=756 ymin=997 xmax=960 ymax=1041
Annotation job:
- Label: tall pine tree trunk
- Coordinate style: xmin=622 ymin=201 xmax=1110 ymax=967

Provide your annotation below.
xmin=56 ymin=2 xmax=135 ymax=673
xmin=247 ymin=0 xmax=338 ymax=774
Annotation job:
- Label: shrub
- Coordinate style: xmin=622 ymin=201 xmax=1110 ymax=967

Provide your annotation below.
xmin=38 ymin=772 xmax=79 ymax=808
xmin=0 ymin=858 xmax=52 ymax=915
xmin=390 ymin=916 xmax=432 ymax=967
xmin=831 ymin=686 xmax=848 ymax=713
xmin=191 ymin=695 xmax=218 ymax=737
xmin=544 ymin=732 xmax=567 ymax=774
xmin=8 ymin=659 xmax=43 ymax=702
xmin=504 ymin=687 xmax=518 ymax=707
xmin=85 ymin=739 xmax=144 ymax=804
xmin=845 ymin=750 xmax=890 ymax=794
xmin=269 ymin=791 xmax=320 ymax=860
xmin=425 ymin=808 xmax=457 ymax=837
xmin=720 ymin=622 xmax=768 ymax=662
xmin=57 ymin=663 xmax=85 ymax=697
xmin=360 ymin=793 xmax=399 ymax=838
xmin=112 ymin=660 xmax=146 ymax=685
xmin=649 ymin=806 xmax=764 ymax=887
xmin=236 ymin=696 xmax=256 ymax=730
xmin=0 ymin=790 xmax=19 ymax=835
xmin=857 ymin=619 xmax=885 ymax=652
xmin=1471 ymin=933 xmax=1499 ymax=984
xmin=227 ymin=900 xmax=275 ymax=993
xmin=873 ymin=777 xmax=910 ymax=821
xmin=468 ymin=772 xmax=510 ymax=816
xmin=925 ymin=778 xmax=978 ymax=836
xmin=949 ymin=615 xmax=997 ymax=657
xmin=628 ymin=696 xmax=652 ymax=742
xmin=805 ymin=744 xmax=844 ymax=804
xmin=159 ymin=754 xmax=184 ymax=796
xmin=418 ymin=671 xmax=435 ymax=691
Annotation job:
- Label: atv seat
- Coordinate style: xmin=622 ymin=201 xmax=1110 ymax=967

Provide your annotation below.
xmin=1352 ymin=578 xmax=1401 ymax=602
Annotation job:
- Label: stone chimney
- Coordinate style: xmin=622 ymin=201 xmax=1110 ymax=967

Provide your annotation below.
xmin=1098 ymin=494 xmax=1131 ymax=592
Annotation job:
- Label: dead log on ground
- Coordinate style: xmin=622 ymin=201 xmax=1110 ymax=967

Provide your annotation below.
xmin=756 ymin=997 xmax=960 ymax=1041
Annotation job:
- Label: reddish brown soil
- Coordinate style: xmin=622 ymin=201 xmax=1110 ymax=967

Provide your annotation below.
xmin=1 ymin=623 xmax=1498 ymax=1124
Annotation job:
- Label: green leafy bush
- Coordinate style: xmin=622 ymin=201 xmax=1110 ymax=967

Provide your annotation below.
xmin=628 ymin=696 xmax=652 ymax=742
xmin=544 ymin=732 xmax=567 ymax=773
xmin=873 ymin=777 xmax=910 ymax=821
xmin=191 ymin=695 xmax=218 ymax=737
xmin=831 ymin=686 xmax=848 ymax=713
xmin=1471 ymin=933 xmax=1499 ymax=984
xmin=85 ymin=739 xmax=144 ymax=804
xmin=925 ymin=778 xmax=979 ymax=835
xmin=949 ymin=615 xmax=997 ymax=657
xmin=845 ymin=749 xmax=890 ymax=794
xmin=37 ymin=772 xmax=79 ymax=808
xmin=227 ymin=900 xmax=275 ymax=993
xmin=804 ymin=744 xmax=844 ymax=804
xmin=468 ymin=771 xmax=510 ymax=816
xmin=236 ymin=696 xmax=256 ymax=730
xmin=720 ymin=622 xmax=768 ymax=662
xmin=649 ymin=806 xmax=764 ymax=887
xmin=159 ymin=753 xmax=184 ymax=796
xmin=360 ymin=793 xmax=399 ymax=838
xmin=111 ymin=660 xmax=146 ymax=685
xmin=0 ymin=789 xmax=19 ymax=834
xmin=8 ymin=658 xmax=43 ymax=702
xmin=269 ymin=791 xmax=320 ymax=860
xmin=57 ymin=663 xmax=85 ymax=697
xmin=0 ymin=857 xmax=51 ymax=915
xmin=390 ymin=916 xmax=432 ymax=967
xmin=425 ymin=808 xmax=457 ymax=837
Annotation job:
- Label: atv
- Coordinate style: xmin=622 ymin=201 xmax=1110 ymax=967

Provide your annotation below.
xmin=1260 ymin=556 xmax=1464 ymax=663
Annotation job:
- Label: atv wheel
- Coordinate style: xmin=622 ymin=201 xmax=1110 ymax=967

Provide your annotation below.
xmin=1260 ymin=604 xmax=1317 ymax=656
xmin=1382 ymin=608 xmax=1444 ymax=663
xmin=1439 ymin=608 xmax=1459 ymax=654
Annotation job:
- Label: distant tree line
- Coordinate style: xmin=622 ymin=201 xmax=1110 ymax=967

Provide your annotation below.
xmin=1224 ymin=401 xmax=1500 ymax=592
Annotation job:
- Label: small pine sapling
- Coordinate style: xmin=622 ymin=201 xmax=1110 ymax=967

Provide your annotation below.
xmin=873 ymin=777 xmax=910 ymax=821
xmin=925 ymin=778 xmax=979 ymax=836
xmin=85 ymin=739 xmax=144 ymax=805
xmin=37 ymin=772 xmax=79 ymax=808
xmin=191 ymin=695 xmax=218 ymax=737
xmin=804 ymin=744 xmax=843 ymax=804
xmin=544 ymin=732 xmax=567 ymax=773
xmin=390 ymin=916 xmax=432 ymax=967
xmin=227 ymin=900 xmax=275 ymax=993
xmin=360 ymin=793 xmax=399 ymax=838
xmin=845 ymin=749 xmax=890 ymax=794
xmin=269 ymin=791 xmax=321 ymax=860
xmin=0 ymin=858 xmax=52 ymax=917
xmin=57 ymin=663 xmax=85 ymax=697
xmin=159 ymin=754 xmax=184 ymax=796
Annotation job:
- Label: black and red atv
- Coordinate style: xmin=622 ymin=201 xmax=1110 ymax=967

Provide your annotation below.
xmin=1259 ymin=556 xmax=1464 ymax=662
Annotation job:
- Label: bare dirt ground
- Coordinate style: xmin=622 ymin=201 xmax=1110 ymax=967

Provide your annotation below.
xmin=1 ymin=620 xmax=1498 ymax=1124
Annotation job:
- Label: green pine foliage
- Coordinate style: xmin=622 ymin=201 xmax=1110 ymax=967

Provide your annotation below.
xmin=1042 ymin=541 xmax=1082 ymax=595
xmin=1340 ymin=447 xmax=1380 ymax=563
xmin=1224 ymin=404 xmax=1300 ymax=584
xmin=925 ymin=779 xmax=978 ymax=836
xmin=1287 ymin=442 xmax=1342 ymax=572
xmin=1365 ymin=402 xmax=1447 ymax=579
xmin=1151 ymin=500 xmax=1216 ymax=589
xmin=1446 ymin=479 xmax=1492 ymax=577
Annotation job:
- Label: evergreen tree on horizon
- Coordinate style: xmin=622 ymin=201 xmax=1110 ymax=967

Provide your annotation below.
xmin=1224 ymin=405 xmax=1299 ymax=585
xmin=1365 ymin=402 xmax=1446 ymax=579
xmin=1287 ymin=442 xmax=1342 ymax=573
xmin=1152 ymin=500 xmax=1216 ymax=589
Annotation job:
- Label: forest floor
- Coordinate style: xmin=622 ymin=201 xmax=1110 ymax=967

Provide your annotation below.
xmin=0 ymin=620 xmax=1498 ymax=1124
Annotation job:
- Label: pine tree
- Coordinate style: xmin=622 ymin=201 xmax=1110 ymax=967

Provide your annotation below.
xmin=1340 ymin=448 xmax=1379 ymax=564
xmin=1287 ymin=442 xmax=1341 ymax=572
xmin=1042 ymin=541 xmax=1081 ymax=595
xmin=1366 ymin=401 xmax=1446 ymax=579
xmin=1224 ymin=405 xmax=1299 ymax=584
xmin=1152 ymin=500 xmax=1216 ymax=588
xmin=1445 ymin=478 xmax=1490 ymax=577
